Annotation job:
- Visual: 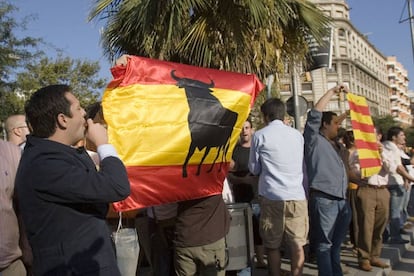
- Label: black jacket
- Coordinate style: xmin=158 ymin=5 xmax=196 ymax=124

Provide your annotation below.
xmin=15 ymin=136 xmax=130 ymax=276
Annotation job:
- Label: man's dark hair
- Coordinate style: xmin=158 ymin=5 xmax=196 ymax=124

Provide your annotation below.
xmin=25 ymin=84 xmax=72 ymax=138
xmin=260 ymin=98 xmax=285 ymax=122
xmin=320 ymin=111 xmax=337 ymax=130
xmin=375 ymin=126 xmax=384 ymax=142
xmin=387 ymin=126 xmax=403 ymax=141
xmin=245 ymin=117 xmax=253 ymax=128
xmin=337 ymin=127 xmax=347 ymax=140
xmin=86 ymin=102 xmax=102 ymax=120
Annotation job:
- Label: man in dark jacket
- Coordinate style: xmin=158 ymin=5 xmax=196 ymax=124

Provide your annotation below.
xmin=15 ymin=84 xmax=130 ymax=276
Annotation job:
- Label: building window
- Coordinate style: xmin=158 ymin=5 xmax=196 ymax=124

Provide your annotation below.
xmin=339 ymin=46 xmax=347 ymax=57
xmin=341 ymin=63 xmax=350 ymax=74
xmin=335 ymin=10 xmax=344 ymax=18
xmin=338 ymin=28 xmax=346 ymax=38
xmin=280 ymin=83 xmax=291 ymax=93
xmin=327 ymin=101 xmax=339 ymax=110
xmin=328 ymin=63 xmax=337 ymax=72
xmin=302 ymin=83 xmax=313 ymax=94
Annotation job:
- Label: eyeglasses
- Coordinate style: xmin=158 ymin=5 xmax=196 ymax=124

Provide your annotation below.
xmin=13 ymin=126 xmax=29 ymax=130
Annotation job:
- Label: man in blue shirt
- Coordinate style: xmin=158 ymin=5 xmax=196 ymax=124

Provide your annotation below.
xmin=304 ymin=85 xmax=351 ymax=276
xmin=249 ymin=98 xmax=307 ymax=276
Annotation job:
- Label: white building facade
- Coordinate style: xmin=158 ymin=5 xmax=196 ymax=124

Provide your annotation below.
xmin=279 ymin=0 xmax=411 ymax=128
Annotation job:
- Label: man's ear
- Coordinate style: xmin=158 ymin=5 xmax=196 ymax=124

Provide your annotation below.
xmin=14 ymin=127 xmax=24 ymax=137
xmin=56 ymin=113 xmax=68 ymax=129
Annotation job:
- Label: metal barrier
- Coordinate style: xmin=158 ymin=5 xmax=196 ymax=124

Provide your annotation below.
xmin=225 ymin=203 xmax=255 ymax=273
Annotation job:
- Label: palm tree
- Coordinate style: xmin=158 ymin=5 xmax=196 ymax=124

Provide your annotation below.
xmin=89 ymin=0 xmax=331 ymax=79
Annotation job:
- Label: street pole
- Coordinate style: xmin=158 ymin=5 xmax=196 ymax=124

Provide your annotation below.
xmin=291 ymin=63 xmax=301 ymax=130
xmin=408 ymin=0 xmax=414 ymax=62
xmin=266 ymin=74 xmax=274 ymax=99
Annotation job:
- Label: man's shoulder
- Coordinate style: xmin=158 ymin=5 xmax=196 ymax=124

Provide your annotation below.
xmin=0 ymin=139 xmax=21 ymax=161
xmin=383 ymin=141 xmax=397 ymax=152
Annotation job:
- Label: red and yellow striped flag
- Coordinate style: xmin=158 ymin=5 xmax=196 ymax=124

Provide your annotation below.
xmin=347 ymin=93 xmax=381 ymax=178
xmin=103 ymin=56 xmax=264 ymax=211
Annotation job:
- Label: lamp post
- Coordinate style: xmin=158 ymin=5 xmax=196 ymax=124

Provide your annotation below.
xmin=266 ymin=74 xmax=274 ymax=99
xmin=408 ymin=0 xmax=414 ymax=62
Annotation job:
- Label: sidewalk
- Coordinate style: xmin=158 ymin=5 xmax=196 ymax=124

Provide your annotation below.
xmin=249 ymin=229 xmax=414 ymax=276
xmin=135 ymin=227 xmax=414 ymax=275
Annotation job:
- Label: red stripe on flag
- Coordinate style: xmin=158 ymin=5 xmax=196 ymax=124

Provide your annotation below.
xmin=354 ymin=139 xmax=378 ymax=151
xmin=109 ymin=56 xmax=264 ymax=96
xmin=351 ymin=120 xmax=375 ymax=133
xmin=112 ymin=164 xmax=228 ymax=211
xmin=359 ymin=158 xmax=382 ymax=168
xmin=348 ymin=101 xmax=371 ymax=116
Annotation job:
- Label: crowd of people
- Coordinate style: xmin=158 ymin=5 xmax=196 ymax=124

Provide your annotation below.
xmin=227 ymin=84 xmax=414 ymax=275
xmin=2 ymin=58 xmax=414 ymax=276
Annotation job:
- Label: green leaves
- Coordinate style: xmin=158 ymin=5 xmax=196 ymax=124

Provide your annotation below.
xmin=90 ymin=0 xmax=331 ymax=79
xmin=15 ymin=55 xmax=106 ymax=111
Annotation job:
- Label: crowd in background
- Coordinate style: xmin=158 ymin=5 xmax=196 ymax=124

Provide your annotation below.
xmin=2 ymin=79 xmax=414 ymax=276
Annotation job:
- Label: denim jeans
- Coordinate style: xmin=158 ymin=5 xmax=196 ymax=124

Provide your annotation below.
xmin=388 ymin=185 xmax=405 ymax=240
xmin=309 ymin=193 xmax=351 ymax=276
xmin=401 ymin=185 xmax=411 ymax=226
xmin=408 ymin=186 xmax=414 ymax=216
xmin=113 ymin=228 xmax=140 ymax=276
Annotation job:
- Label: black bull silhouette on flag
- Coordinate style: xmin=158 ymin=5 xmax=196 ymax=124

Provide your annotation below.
xmin=171 ymin=70 xmax=238 ymax=178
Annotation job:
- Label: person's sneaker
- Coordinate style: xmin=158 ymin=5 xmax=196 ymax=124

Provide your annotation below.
xmin=370 ymin=258 xmax=390 ymax=268
xmin=388 ymin=238 xmax=410 ymax=244
xmin=358 ymin=260 xmax=372 ymax=271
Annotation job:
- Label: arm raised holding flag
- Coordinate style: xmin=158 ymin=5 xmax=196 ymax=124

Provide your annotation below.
xmin=303 ymin=84 xmax=352 ymax=276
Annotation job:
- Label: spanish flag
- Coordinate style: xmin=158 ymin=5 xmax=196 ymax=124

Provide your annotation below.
xmin=103 ymin=56 xmax=264 ymax=211
xmin=347 ymin=93 xmax=381 ymax=177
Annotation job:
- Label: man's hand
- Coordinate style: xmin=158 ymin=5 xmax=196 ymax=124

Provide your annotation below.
xmin=329 ymin=84 xmax=349 ymax=94
xmin=315 ymin=84 xmax=349 ymax=111
xmin=115 ymin=55 xmax=130 ymax=66
xmin=85 ymin=119 xmax=108 ymax=147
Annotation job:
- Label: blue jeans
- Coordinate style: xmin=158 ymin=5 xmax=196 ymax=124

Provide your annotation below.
xmin=388 ymin=185 xmax=405 ymax=240
xmin=310 ymin=193 xmax=351 ymax=276
xmin=401 ymin=185 xmax=411 ymax=225
xmin=113 ymin=228 xmax=140 ymax=276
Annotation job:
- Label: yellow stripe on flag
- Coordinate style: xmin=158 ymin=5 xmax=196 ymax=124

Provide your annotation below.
xmin=353 ymin=129 xmax=377 ymax=144
xmin=358 ymin=149 xmax=380 ymax=160
xmin=361 ymin=166 xmax=382 ymax=178
xmin=103 ymin=84 xmax=251 ymax=166
xmin=349 ymin=110 xmax=374 ymax=125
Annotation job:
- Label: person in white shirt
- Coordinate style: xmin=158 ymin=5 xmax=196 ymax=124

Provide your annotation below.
xmin=249 ymin=98 xmax=307 ymax=276
xmin=382 ymin=126 xmax=414 ymax=244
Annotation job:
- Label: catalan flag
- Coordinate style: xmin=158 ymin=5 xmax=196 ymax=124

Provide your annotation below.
xmin=347 ymin=93 xmax=381 ymax=178
xmin=103 ymin=56 xmax=264 ymax=211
